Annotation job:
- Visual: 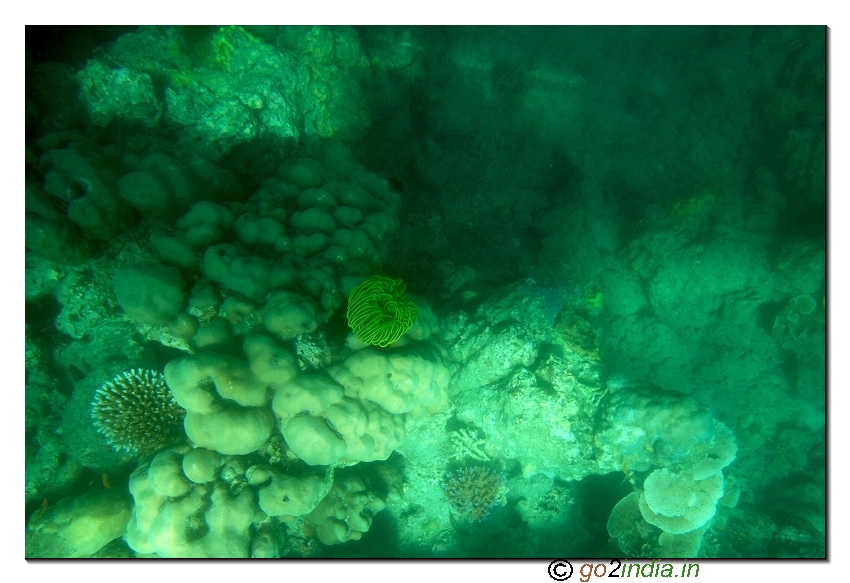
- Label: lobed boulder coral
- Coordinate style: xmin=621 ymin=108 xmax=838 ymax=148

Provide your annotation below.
xmin=31 ymin=133 xmax=242 ymax=257
xmin=114 ymin=262 xmax=187 ymax=326
xmin=254 ymin=467 xmax=329 ymax=518
xmin=125 ymin=446 xmax=261 ymax=558
xmin=328 ymin=342 xmax=451 ymax=416
xmin=164 ymin=349 xmax=276 ymax=456
xmin=161 ymin=326 xmax=448 ymax=467
xmin=304 ymin=466 xmax=402 ymax=545
xmin=123 ymin=444 xmax=400 ymax=556
xmin=140 ymin=140 xmax=402 ymax=353
xmin=117 ymin=152 xmax=241 ymax=222
xmin=38 ymin=138 xmax=132 ymax=241
xmin=182 ymin=447 xmax=223 ymax=484
xmin=25 ymin=178 xmax=93 ymax=265
xmin=272 ymin=373 xmax=405 ymax=466
xmin=262 ymin=291 xmax=321 ymax=340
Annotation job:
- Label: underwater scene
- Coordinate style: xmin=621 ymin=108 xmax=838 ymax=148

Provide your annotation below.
xmin=24 ymin=25 xmax=825 ymax=559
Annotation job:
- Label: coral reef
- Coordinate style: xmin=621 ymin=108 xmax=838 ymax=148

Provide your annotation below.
xmin=164 ymin=347 xmax=280 ymax=456
xmin=137 ymin=140 xmax=403 ymax=356
xmin=113 ymin=262 xmax=187 ymax=326
xmin=23 ymin=25 xmax=824 ymax=559
xmin=38 ymin=136 xmax=133 ymax=241
xmin=639 ymin=469 xmax=724 ymax=535
xmin=601 ymin=385 xmax=738 ymax=557
xmin=773 ymin=294 xmax=825 ymax=349
xmin=443 ymin=282 xmax=602 ymax=482
xmin=595 ymin=384 xmax=736 ymax=474
xmin=328 ymin=342 xmax=450 ymax=416
xmin=121 ymin=444 xmax=400 ymax=557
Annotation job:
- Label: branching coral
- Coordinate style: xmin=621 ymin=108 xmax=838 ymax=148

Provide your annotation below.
xmin=449 ymin=428 xmax=492 ymax=462
xmin=441 ymin=465 xmax=506 ymax=523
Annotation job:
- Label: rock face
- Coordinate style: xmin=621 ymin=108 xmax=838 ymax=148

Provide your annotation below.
xmin=443 ymin=281 xmax=604 ymax=481
xmin=26 ymin=489 xmax=134 ymax=558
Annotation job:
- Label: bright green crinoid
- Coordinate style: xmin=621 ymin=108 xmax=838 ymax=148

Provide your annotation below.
xmin=346 ymin=275 xmax=418 ymax=347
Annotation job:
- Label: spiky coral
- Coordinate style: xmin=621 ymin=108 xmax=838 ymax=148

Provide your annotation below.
xmin=91 ymin=369 xmax=186 ymax=455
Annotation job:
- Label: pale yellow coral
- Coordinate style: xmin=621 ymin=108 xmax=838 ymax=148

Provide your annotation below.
xmin=328 ymin=343 xmax=450 ymax=416
xmin=182 ymin=447 xmax=222 ymax=484
xmin=125 ymin=447 xmax=259 ymax=558
xmin=283 ymin=414 xmax=349 ymax=466
xmin=164 ymin=351 xmax=274 ymax=455
xmin=243 ymin=333 xmax=300 ymax=386
xmin=257 ymin=468 xmax=329 ymax=518
xmin=305 ymin=474 xmax=387 ymax=545
xmin=184 ymin=407 xmax=275 ymax=456
xmin=165 ymin=351 xmax=267 ymax=410
xmin=271 ymin=373 xmax=404 ymax=466
xmin=262 ymin=291 xmax=320 ymax=340
xmin=148 ymin=447 xmax=193 ymax=497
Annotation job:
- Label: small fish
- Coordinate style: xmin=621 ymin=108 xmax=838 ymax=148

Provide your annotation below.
xmin=37 ymin=498 xmax=48 ymax=517
xmin=622 ymin=459 xmax=630 ymax=474
xmin=102 ymin=473 xmax=111 ymax=489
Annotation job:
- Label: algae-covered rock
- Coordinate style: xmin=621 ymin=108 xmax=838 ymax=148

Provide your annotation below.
xmin=114 ymin=261 xmax=186 ymax=326
xmin=26 ymin=489 xmax=133 ymax=558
